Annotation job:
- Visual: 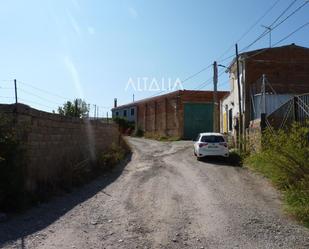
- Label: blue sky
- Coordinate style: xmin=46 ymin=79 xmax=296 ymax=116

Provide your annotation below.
xmin=0 ymin=0 xmax=308 ymax=116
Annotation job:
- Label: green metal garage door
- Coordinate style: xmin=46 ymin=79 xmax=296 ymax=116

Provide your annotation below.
xmin=183 ymin=103 xmax=214 ymax=139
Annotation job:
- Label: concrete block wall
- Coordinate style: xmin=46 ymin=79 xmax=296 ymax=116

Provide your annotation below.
xmin=0 ymin=104 xmax=120 ymax=193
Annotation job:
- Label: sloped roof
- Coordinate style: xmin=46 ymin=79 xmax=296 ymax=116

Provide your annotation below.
xmin=112 ymin=90 xmax=229 ymax=110
xmin=229 ymin=43 xmax=309 ymax=68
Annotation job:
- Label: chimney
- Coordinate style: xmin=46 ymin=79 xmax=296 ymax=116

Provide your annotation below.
xmin=114 ymin=98 xmax=117 ymax=108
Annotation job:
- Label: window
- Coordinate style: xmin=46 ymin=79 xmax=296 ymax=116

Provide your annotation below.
xmin=131 ymin=108 xmax=135 ymax=116
xmin=116 ymin=111 xmax=119 ymax=116
xmin=201 ymin=135 xmax=225 ymax=143
xmin=123 ymin=110 xmax=127 ymax=117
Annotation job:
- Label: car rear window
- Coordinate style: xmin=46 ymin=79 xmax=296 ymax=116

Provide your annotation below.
xmin=201 ymin=135 xmax=225 ymax=143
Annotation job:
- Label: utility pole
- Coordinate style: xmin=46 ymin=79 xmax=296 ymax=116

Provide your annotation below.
xmin=260 ymin=74 xmax=267 ymax=132
xmin=261 ymin=74 xmax=266 ymax=114
xmin=94 ymin=104 xmax=97 ymax=119
xmin=235 ymin=44 xmax=243 ymax=151
xmin=97 ymin=106 xmax=99 ymax=119
xmin=213 ymin=61 xmax=218 ymax=132
xmin=74 ymin=99 xmax=78 ymax=117
xmin=87 ymin=104 xmax=90 ymax=118
xmin=14 ymin=79 xmax=18 ymax=105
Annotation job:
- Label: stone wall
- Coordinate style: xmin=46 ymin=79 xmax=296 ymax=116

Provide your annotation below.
xmin=0 ymin=103 xmax=121 ymax=193
xmin=246 ymin=119 xmax=262 ymax=153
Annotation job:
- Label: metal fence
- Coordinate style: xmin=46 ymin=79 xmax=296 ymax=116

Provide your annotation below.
xmin=266 ymin=93 xmax=309 ymax=130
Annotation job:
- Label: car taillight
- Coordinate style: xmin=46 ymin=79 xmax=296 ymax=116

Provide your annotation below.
xmin=199 ymin=143 xmax=208 ymax=148
xmin=219 ymin=142 xmax=227 ymax=147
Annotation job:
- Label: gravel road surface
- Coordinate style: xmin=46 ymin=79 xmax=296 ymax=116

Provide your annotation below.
xmin=0 ymin=137 xmax=308 ymax=249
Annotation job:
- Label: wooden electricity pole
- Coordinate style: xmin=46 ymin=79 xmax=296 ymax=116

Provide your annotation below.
xmin=235 ymin=44 xmax=243 ymax=151
xmin=213 ymin=61 xmax=218 ymax=132
xmin=14 ymin=79 xmax=18 ymax=105
xmin=94 ymin=104 xmax=97 ymax=119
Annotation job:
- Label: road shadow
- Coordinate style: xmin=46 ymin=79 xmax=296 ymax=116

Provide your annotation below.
xmin=0 ymin=153 xmax=132 ymax=247
xmin=198 ymin=155 xmax=242 ymax=167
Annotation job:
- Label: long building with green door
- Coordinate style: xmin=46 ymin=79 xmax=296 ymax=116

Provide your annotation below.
xmin=112 ymin=90 xmax=228 ymax=139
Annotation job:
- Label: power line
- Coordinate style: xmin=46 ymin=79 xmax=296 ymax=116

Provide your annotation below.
xmin=148 ymin=0 xmax=303 ymax=98
xmin=17 ymin=80 xmax=70 ymax=100
xmin=241 ymin=0 xmax=308 ymax=51
xmin=17 ymin=79 xmax=113 ymax=108
xmin=241 ymin=21 xmax=309 ymax=60
xmin=149 ymin=63 xmax=213 ymax=97
xmin=273 ymin=21 xmax=309 ymax=45
xmin=218 ymin=0 xmax=308 ymax=65
xmin=268 ymin=0 xmax=298 ymax=27
xmin=217 ymin=0 xmax=282 ymax=61
xmin=18 ymin=88 xmax=64 ymax=106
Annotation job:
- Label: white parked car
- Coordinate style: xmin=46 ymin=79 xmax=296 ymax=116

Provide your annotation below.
xmin=193 ymin=132 xmax=229 ymax=160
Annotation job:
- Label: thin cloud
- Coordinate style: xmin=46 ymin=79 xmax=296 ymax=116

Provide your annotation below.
xmin=71 ymin=0 xmax=81 ymax=11
xmin=87 ymin=26 xmax=96 ymax=35
xmin=128 ymin=7 xmax=138 ymax=19
xmin=64 ymin=56 xmax=84 ymax=98
xmin=66 ymin=10 xmax=81 ymax=36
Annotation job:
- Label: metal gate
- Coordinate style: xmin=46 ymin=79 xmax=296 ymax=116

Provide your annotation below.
xmin=183 ymin=103 xmax=213 ymax=139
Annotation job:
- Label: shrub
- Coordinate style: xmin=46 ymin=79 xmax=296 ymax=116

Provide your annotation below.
xmin=246 ymin=123 xmax=309 ymax=226
xmin=113 ymin=117 xmax=134 ymax=133
xmin=228 ymin=150 xmax=245 ymax=166
xmin=98 ymin=143 xmax=127 ymax=170
xmin=133 ymin=127 xmax=144 ymax=137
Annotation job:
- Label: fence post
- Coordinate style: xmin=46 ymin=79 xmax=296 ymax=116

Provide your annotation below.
xmin=260 ymin=113 xmax=267 ymax=150
xmin=293 ymin=96 xmax=299 ymax=122
xmin=260 ymin=113 xmax=267 ymax=131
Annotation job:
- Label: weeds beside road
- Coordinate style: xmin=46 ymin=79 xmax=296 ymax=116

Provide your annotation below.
xmin=246 ymin=123 xmax=309 ymax=227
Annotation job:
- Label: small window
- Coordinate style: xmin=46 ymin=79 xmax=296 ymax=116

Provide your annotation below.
xmin=116 ymin=111 xmax=119 ymax=116
xmin=131 ymin=108 xmax=135 ymax=115
xmin=123 ymin=110 xmax=127 ymax=117
xmin=201 ymin=135 xmax=225 ymax=143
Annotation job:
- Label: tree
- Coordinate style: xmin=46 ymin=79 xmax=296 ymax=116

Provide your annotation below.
xmin=57 ymin=99 xmax=89 ymax=118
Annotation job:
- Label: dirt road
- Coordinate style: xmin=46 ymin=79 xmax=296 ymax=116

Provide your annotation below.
xmin=1 ymin=137 xmax=308 ymax=249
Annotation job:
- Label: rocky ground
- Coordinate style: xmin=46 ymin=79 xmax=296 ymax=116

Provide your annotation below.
xmin=0 ymin=137 xmax=308 ymax=249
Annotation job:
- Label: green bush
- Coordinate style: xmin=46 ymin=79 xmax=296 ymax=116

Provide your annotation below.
xmin=113 ymin=117 xmax=134 ymax=132
xmin=228 ymin=150 xmax=245 ymax=166
xmin=246 ymin=123 xmax=309 ymax=227
xmin=98 ymin=143 xmax=127 ymax=170
xmin=133 ymin=127 xmax=144 ymax=137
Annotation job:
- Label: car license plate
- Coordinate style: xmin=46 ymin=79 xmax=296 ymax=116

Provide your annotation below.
xmin=208 ymin=145 xmax=217 ymax=148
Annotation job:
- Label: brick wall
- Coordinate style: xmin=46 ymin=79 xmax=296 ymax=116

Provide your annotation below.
xmin=0 ymin=104 xmax=121 ymax=193
xmin=245 ymin=45 xmax=309 ymax=128
xmin=135 ymin=90 xmax=228 ymax=138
